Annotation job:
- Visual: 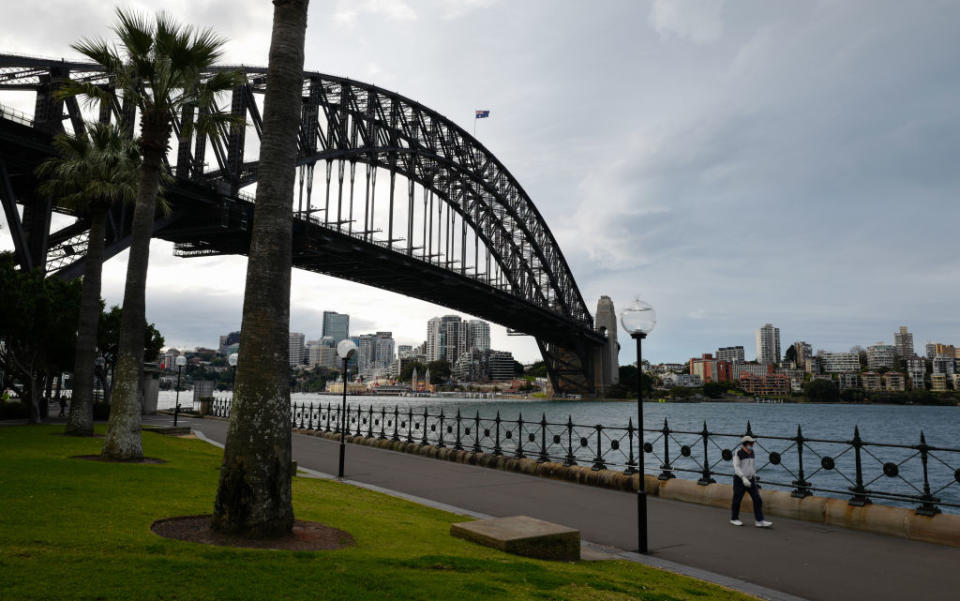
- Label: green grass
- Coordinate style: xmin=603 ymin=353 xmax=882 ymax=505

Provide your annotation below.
xmin=0 ymin=425 xmax=755 ymax=601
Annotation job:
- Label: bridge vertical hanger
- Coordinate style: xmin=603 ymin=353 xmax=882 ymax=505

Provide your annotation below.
xmin=176 ymin=103 xmax=195 ymax=180
xmin=226 ymin=85 xmax=246 ymax=196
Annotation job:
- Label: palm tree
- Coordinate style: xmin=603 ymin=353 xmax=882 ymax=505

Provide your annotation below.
xmin=213 ymin=0 xmax=310 ymax=537
xmin=36 ymin=123 xmax=141 ymax=437
xmin=60 ymin=9 xmax=242 ymax=459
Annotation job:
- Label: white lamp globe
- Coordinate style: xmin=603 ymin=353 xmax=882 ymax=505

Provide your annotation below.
xmin=175 ymin=355 xmax=187 ymax=368
xmin=337 ymin=339 xmax=358 ymax=361
xmin=228 ymin=353 xmax=238 ymax=367
xmin=620 ymin=298 xmax=656 ymax=337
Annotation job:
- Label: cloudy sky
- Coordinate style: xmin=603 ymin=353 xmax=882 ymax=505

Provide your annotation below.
xmin=2 ymin=0 xmax=959 ymax=364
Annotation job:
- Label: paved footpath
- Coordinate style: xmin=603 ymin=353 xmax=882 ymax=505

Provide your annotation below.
xmin=148 ymin=415 xmax=959 ymax=601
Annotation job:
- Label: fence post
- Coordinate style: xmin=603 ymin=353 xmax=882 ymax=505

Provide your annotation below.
xmin=493 ymin=411 xmax=503 ymax=456
xmin=592 ymin=424 xmax=606 ymax=471
xmin=325 ymin=402 xmax=332 ymax=433
xmin=420 ymin=407 xmax=429 ymax=445
xmin=355 ymin=404 xmax=363 ymax=437
xmin=564 ymin=415 xmax=577 ymax=466
xmin=538 ymin=413 xmax=549 ymax=463
xmin=658 ymin=418 xmax=674 ymax=480
xmin=378 ymin=406 xmax=387 ymax=440
xmin=473 ymin=411 xmax=482 ymax=453
xmin=515 ymin=413 xmax=526 ymax=458
xmin=916 ymin=431 xmax=941 ymax=516
xmin=366 ymin=405 xmax=374 ymax=438
xmin=454 ymin=409 xmax=464 ymax=450
xmin=437 ymin=409 xmax=446 ymax=448
xmin=848 ymin=425 xmax=870 ymax=506
xmin=407 ymin=406 xmax=415 ymax=443
xmin=792 ymin=425 xmax=811 ymax=498
xmin=392 ymin=405 xmax=400 ymax=441
xmin=698 ymin=421 xmax=715 ymax=485
xmin=624 ymin=417 xmax=638 ymax=475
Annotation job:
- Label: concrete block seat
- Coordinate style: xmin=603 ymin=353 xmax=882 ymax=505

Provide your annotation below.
xmin=450 ymin=515 xmax=580 ymax=561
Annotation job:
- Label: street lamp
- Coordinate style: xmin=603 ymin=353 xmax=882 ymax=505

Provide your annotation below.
xmin=336 ymin=339 xmax=358 ymax=479
xmin=173 ymin=355 xmax=187 ymax=427
xmin=620 ymin=297 xmax=656 ymax=554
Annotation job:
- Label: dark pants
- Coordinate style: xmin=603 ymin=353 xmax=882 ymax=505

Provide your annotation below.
xmin=732 ymin=476 xmax=764 ymax=521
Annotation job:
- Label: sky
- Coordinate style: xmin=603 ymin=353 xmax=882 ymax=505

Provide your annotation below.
xmin=1 ymin=0 xmax=959 ymax=364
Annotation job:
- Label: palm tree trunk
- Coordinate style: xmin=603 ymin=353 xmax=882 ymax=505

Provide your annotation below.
xmin=102 ymin=112 xmax=168 ymax=460
xmin=213 ymin=0 xmax=309 ymax=537
xmin=66 ymin=207 xmax=108 ymax=436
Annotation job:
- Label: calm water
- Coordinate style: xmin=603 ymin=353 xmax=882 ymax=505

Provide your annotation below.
xmin=159 ymin=391 xmax=960 ymax=512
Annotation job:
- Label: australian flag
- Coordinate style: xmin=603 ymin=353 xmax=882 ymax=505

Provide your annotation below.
xmin=475 ymin=110 xmax=490 ymax=118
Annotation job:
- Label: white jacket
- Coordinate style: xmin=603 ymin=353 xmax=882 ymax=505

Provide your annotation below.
xmin=733 ymin=447 xmax=756 ymax=480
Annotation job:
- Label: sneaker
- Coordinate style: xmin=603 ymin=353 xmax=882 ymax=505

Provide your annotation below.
xmin=730 ymin=519 xmax=743 ymax=526
xmin=755 ymin=520 xmax=773 ymax=528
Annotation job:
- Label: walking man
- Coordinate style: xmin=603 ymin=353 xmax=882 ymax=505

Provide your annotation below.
xmin=731 ymin=435 xmax=773 ymax=528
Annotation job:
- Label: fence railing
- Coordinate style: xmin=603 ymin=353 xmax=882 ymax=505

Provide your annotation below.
xmin=207 ymin=399 xmax=960 ymax=515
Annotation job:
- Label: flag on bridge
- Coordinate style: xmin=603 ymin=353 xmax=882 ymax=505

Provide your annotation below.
xmin=475 ymin=110 xmax=490 ymax=118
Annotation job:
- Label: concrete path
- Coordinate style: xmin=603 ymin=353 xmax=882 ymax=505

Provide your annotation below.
xmin=149 ymin=415 xmax=959 ymax=601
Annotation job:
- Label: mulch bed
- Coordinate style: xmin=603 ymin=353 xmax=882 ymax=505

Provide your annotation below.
xmin=70 ymin=454 xmax=166 ymax=464
xmin=151 ymin=515 xmax=355 ymax=551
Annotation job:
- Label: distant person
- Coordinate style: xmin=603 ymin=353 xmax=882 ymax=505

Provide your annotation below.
xmin=731 ymin=435 xmax=773 ymax=528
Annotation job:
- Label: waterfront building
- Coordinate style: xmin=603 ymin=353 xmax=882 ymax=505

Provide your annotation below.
xmin=756 ymin=323 xmax=781 ymax=365
xmin=288 ymin=332 xmax=305 ymax=367
xmin=453 ymin=348 xmax=515 ymax=382
xmin=466 ymin=319 xmax=491 ymax=353
xmin=906 ymin=358 xmax=926 ymax=390
xmin=819 ymin=352 xmax=860 ymax=374
xmin=307 ymin=344 xmax=337 ymax=369
xmin=397 ymin=344 xmax=414 ymax=359
xmin=953 ymin=374 xmax=960 ymax=391
xmin=894 ymin=327 xmax=914 ymax=358
xmin=739 ymin=373 xmax=790 ymax=396
xmin=837 ymin=372 xmax=859 ymax=390
xmin=926 ymin=342 xmax=956 ymax=360
xmin=805 ymin=357 xmax=820 ymax=375
xmin=716 ymin=346 xmax=745 ymax=363
xmin=441 ymin=315 xmax=466 ymax=363
xmin=661 ymin=373 xmax=702 ymax=388
xmin=882 ymin=372 xmax=906 ymax=392
xmin=861 ymin=372 xmax=882 ymax=392
xmin=931 ymin=373 xmax=947 ymax=392
xmin=689 ymin=354 xmax=732 ymax=383
xmin=732 ymin=361 xmax=768 ymax=381
xmin=777 ymin=367 xmax=806 ymax=388
xmin=321 ymin=311 xmax=350 ymax=344
xmin=866 ymin=343 xmax=897 ymax=370
xmin=932 ymin=355 xmax=955 ymax=377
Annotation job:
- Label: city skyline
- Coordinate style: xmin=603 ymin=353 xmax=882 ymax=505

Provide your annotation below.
xmin=1 ymin=1 xmax=958 ymax=363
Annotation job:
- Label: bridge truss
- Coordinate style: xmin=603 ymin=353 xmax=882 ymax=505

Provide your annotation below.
xmin=0 ymin=53 xmax=611 ymax=395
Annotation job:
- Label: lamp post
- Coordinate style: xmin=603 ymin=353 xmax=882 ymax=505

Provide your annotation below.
xmin=336 ymin=339 xmax=358 ymax=479
xmin=173 ymin=355 xmax=187 ymax=427
xmin=620 ymin=297 xmax=656 ymax=554
xmin=227 ymin=352 xmax=238 ymax=415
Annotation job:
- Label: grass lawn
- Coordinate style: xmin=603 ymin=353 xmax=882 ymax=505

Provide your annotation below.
xmin=0 ymin=424 xmax=755 ymax=600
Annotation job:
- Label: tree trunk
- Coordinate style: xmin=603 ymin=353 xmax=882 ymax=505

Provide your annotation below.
xmin=66 ymin=207 xmax=108 ymax=436
xmin=213 ymin=0 xmax=309 ymax=537
xmin=101 ymin=111 xmax=168 ymax=460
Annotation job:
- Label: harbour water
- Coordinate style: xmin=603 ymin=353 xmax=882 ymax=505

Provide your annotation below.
xmin=158 ymin=390 xmax=960 ymax=511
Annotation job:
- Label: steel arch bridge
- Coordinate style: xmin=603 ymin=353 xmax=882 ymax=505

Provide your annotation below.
xmin=0 ymin=53 xmax=616 ymax=396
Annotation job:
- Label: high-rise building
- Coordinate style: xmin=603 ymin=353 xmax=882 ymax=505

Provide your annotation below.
xmin=426 ymin=317 xmax=443 ymax=362
xmin=793 ymin=341 xmax=813 ymax=366
xmin=397 ymin=344 xmax=414 ymax=359
xmin=716 ymin=346 xmax=745 ymax=363
xmin=466 ymin=319 xmax=491 ymax=353
xmin=866 ymin=342 xmax=897 ymax=370
xmin=357 ymin=334 xmax=377 ymax=372
xmin=894 ymin=326 xmax=914 ymax=358
xmin=440 ymin=315 xmax=465 ymax=363
xmin=906 ymin=358 xmax=926 ymax=390
xmin=375 ymin=331 xmax=395 ymax=368
xmin=288 ymin=332 xmax=305 ymax=367
xmin=322 ymin=311 xmax=350 ymax=344
xmin=756 ymin=323 xmax=781 ymax=365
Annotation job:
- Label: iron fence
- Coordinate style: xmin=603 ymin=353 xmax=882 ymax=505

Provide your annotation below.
xmin=207 ymin=398 xmax=960 ymax=515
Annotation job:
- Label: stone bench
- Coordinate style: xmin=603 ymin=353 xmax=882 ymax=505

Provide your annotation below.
xmin=450 ymin=515 xmax=580 ymax=561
